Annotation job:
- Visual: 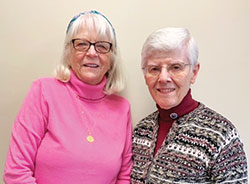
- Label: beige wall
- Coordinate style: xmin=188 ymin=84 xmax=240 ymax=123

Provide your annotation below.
xmin=1 ymin=0 xmax=250 ymax=182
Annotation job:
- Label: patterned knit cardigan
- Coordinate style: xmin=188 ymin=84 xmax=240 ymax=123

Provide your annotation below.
xmin=131 ymin=103 xmax=248 ymax=184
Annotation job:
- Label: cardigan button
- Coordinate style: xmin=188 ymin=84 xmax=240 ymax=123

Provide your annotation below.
xmin=170 ymin=112 xmax=178 ymax=119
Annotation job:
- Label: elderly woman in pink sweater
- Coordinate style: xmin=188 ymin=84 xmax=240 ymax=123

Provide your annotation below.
xmin=4 ymin=10 xmax=132 ymax=184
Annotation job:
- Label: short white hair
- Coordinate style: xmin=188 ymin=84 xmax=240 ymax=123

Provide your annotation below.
xmin=141 ymin=27 xmax=199 ymax=70
xmin=55 ymin=11 xmax=124 ymax=94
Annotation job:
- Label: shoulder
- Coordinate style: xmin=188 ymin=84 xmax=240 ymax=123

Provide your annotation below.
xmin=193 ymin=103 xmax=234 ymax=127
xmin=134 ymin=111 xmax=159 ymax=131
xmin=28 ymin=77 xmax=66 ymax=99
xmin=30 ymin=77 xmax=65 ymax=91
xmin=183 ymin=103 xmax=239 ymax=139
xmin=32 ymin=77 xmax=63 ymax=87
xmin=106 ymin=94 xmax=131 ymax=109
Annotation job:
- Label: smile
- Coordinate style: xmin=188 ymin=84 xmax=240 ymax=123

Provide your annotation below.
xmin=83 ymin=64 xmax=99 ymax=68
xmin=157 ymin=88 xmax=175 ymax=93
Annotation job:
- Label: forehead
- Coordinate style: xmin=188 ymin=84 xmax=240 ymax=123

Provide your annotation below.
xmin=146 ymin=49 xmax=188 ymax=65
xmin=74 ymin=23 xmax=110 ymax=41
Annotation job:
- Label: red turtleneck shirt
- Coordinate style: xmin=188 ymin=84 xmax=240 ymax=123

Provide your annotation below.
xmin=154 ymin=89 xmax=199 ymax=155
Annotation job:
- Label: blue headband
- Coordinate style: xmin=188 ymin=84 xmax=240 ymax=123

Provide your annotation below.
xmin=66 ymin=10 xmax=116 ymax=39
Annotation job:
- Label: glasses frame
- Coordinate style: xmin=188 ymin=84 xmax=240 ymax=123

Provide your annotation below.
xmin=143 ymin=63 xmax=192 ymax=77
xmin=71 ymin=39 xmax=112 ymax=54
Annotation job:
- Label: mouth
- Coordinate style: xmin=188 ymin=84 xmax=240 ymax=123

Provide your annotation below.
xmin=157 ymin=88 xmax=175 ymax=93
xmin=82 ymin=63 xmax=99 ymax=68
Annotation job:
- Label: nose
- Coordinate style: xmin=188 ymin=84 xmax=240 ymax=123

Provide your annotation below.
xmin=158 ymin=67 xmax=171 ymax=83
xmin=86 ymin=45 xmax=98 ymax=56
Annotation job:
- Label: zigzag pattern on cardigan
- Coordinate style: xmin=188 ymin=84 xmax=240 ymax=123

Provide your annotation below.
xmin=131 ymin=103 xmax=248 ymax=184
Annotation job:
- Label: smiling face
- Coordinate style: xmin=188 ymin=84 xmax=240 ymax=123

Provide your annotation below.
xmin=144 ymin=49 xmax=200 ymax=110
xmin=69 ymin=26 xmax=112 ymax=85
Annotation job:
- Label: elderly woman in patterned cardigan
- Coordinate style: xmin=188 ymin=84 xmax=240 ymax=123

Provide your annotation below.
xmin=131 ymin=27 xmax=248 ymax=183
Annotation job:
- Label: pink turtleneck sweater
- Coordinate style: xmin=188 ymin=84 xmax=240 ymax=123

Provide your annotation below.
xmin=4 ymin=71 xmax=133 ymax=184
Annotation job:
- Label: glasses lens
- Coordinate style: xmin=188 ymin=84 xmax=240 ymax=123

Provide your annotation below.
xmin=168 ymin=63 xmax=185 ymax=75
xmin=147 ymin=65 xmax=161 ymax=76
xmin=95 ymin=42 xmax=111 ymax=53
xmin=73 ymin=40 xmax=90 ymax=51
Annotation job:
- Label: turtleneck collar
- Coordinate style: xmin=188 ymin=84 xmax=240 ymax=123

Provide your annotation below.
xmin=157 ymin=89 xmax=198 ymax=122
xmin=68 ymin=69 xmax=107 ymax=101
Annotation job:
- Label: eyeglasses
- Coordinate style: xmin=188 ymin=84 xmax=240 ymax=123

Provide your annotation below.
xmin=72 ymin=39 xmax=112 ymax=54
xmin=143 ymin=63 xmax=191 ymax=77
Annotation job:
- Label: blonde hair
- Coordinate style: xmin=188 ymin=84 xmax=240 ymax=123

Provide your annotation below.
xmin=55 ymin=11 xmax=124 ymax=94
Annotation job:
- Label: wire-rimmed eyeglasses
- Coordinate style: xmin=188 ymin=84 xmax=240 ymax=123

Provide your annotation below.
xmin=143 ymin=63 xmax=191 ymax=77
xmin=72 ymin=39 xmax=112 ymax=54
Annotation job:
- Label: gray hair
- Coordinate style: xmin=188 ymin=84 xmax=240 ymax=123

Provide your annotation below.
xmin=55 ymin=11 xmax=124 ymax=94
xmin=141 ymin=27 xmax=199 ymax=71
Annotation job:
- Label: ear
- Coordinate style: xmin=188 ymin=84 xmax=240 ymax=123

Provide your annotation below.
xmin=66 ymin=45 xmax=73 ymax=66
xmin=144 ymin=74 xmax=148 ymax=85
xmin=191 ymin=62 xmax=200 ymax=84
xmin=67 ymin=52 xmax=73 ymax=67
xmin=67 ymin=59 xmax=71 ymax=66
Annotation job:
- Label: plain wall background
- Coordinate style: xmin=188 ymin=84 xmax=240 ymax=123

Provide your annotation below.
xmin=1 ymin=0 xmax=249 ymax=182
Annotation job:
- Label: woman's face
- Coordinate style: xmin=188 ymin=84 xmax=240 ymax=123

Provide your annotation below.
xmin=69 ymin=26 xmax=112 ymax=85
xmin=144 ymin=50 xmax=200 ymax=110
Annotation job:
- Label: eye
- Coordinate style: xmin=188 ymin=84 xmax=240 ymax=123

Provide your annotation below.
xmin=73 ymin=40 xmax=90 ymax=51
xmin=169 ymin=64 xmax=183 ymax=71
xmin=95 ymin=42 xmax=110 ymax=52
xmin=96 ymin=44 xmax=107 ymax=49
xmin=148 ymin=66 xmax=161 ymax=73
xmin=77 ymin=41 xmax=89 ymax=47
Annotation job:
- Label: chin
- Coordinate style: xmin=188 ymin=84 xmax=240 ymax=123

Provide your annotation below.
xmin=158 ymin=100 xmax=177 ymax=110
xmin=161 ymin=105 xmax=175 ymax=110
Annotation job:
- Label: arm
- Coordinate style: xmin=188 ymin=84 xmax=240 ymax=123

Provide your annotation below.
xmin=116 ymin=109 xmax=133 ymax=184
xmin=3 ymin=80 xmax=48 ymax=184
xmin=211 ymin=133 xmax=248 ymax=183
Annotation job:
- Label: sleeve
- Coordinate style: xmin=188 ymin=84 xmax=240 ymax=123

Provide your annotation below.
xmin=211 ymin=132 xmax=248 ymax=183
xmin=3 ymin=79 xmax=48 ymax=184
xmin=116 ymin=108 xmax=133 ymax=184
